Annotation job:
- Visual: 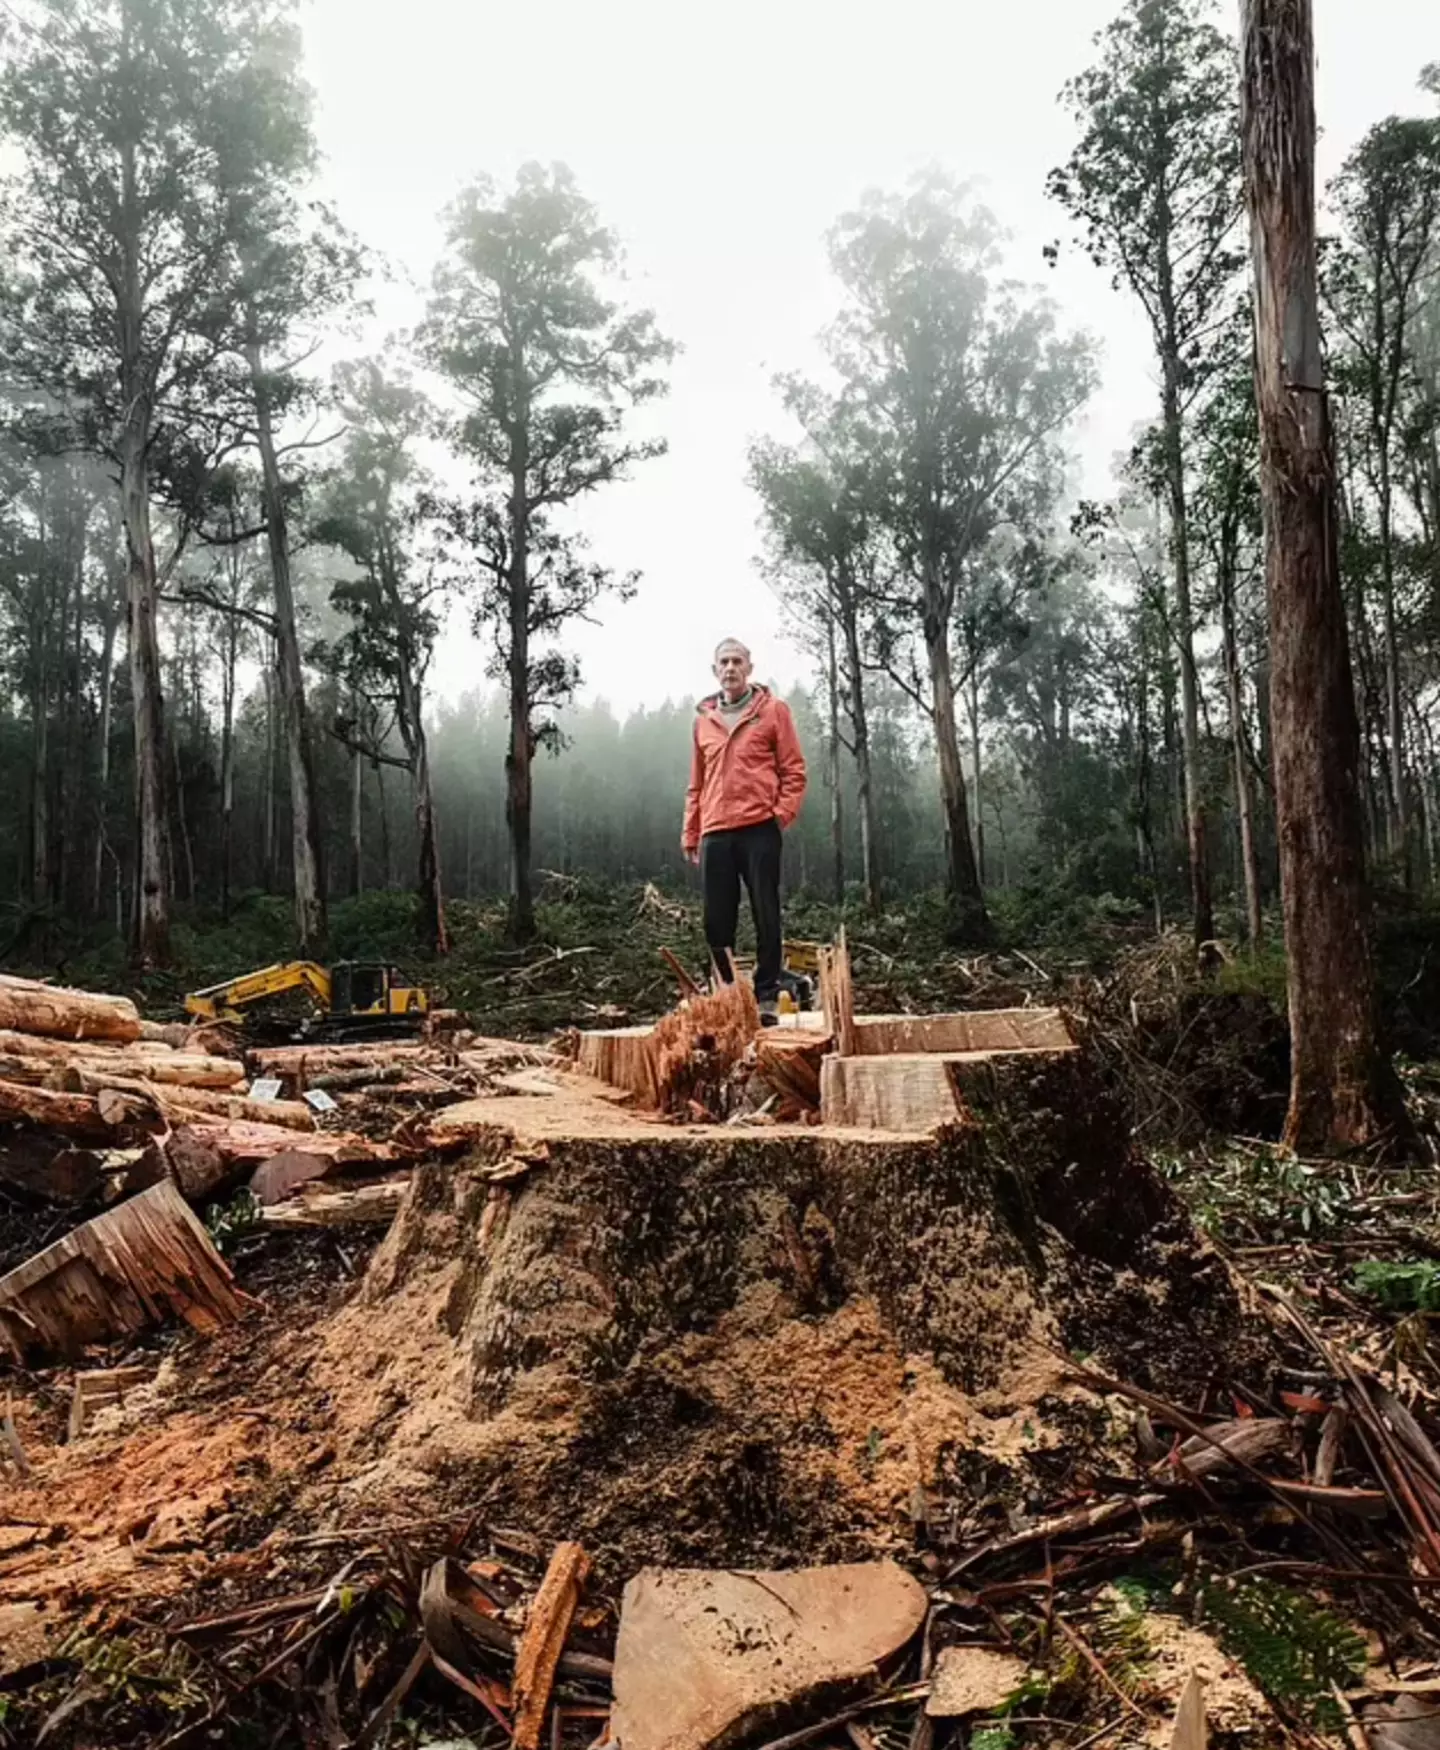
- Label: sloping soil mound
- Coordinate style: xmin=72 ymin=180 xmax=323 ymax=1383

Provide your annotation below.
xmin=303 ymin=1053 xmax=1264 ymax=1576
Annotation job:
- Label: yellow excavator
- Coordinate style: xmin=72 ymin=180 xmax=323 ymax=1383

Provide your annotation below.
xmin=184 ymin=961 xmax=430 ymax=1041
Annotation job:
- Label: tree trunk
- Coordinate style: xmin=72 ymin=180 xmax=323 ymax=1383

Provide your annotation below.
xmin=246 ymin=331 xmax=327 ymax=951
xmin=967 ymin=653 xmax=985 ymax=890
xmin=1240 ymin=0 xmax=1406 ymax=1152
xmin=262 ymin=654 xmax=278 ymax=891
xmin=120 ymin=413 xmax=170 ymax=967
xmin=348 ymin=691 xmax=364 ymax=900
xmin=1220 ymin=542 xmax=1264 ymax=948
xmin=923 ymin=606 xmax=990 ymax=944
xmin=507 ymin=433 xmax=535 ymax=944
xmin=219 ymin=603 xmax=238 ymax=920
xmin=1377 ymin=463 xmax=1408 ymax=874
xmin=1159 ymin=359 xmax=1216 ymax=960
xmin=825 ymin=612 xmax=844 ymax=903
xmin=839 ymin=585 xmax=880 ymax=912
xmin=92 ymin=592 xmax=118 ymax=920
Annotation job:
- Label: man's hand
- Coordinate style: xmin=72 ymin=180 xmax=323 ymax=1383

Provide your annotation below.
xmin=683 ymin=843 xmax=700 ymax=866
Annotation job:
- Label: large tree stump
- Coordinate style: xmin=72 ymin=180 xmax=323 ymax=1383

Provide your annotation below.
xmin=347 ymin=1051 xmax=1258 ymax=1571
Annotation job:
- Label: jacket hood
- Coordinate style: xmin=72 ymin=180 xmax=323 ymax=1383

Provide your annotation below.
xmin=697 ymin=683 xmax=773 ymax=717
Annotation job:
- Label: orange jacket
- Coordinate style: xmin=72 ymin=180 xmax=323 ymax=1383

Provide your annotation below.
xmin=682 ymin=686 xmax=807 ymax=851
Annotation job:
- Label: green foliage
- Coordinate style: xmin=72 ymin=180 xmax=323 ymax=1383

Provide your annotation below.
xmin=1161 ymin=1147 xmax=1355 ymax=1242
xmin=1351 ymin=1258 xmax=1440 ymax=1312
xmin=206 ymin=1189 xmax=262 ymax=1254
xmin=1200 ymin=1578 xmax=1365 ymax=1730
xmin=1213 ymin=942 xmax=1290 ymax=1009
xmin=970 ymin=1730 xmax=1015 ymax=1750
xmin=53 ymin=1626 xmax=207 ymax=1715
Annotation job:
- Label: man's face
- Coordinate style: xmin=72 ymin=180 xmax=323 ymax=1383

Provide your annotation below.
xmin=714 ymin=643 xmax=752 ymax=701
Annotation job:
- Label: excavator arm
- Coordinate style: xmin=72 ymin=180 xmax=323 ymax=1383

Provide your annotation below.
xmin=184 ymin=961 xmax=332 ymax=1023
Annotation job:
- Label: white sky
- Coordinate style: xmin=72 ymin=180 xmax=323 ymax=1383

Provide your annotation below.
xmin=301 ymin=0 xmax=1437 ymax=715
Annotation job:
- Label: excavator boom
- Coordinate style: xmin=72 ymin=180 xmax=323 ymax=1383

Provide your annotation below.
xmin=184 ymin=961 xmax=332 ymax=1023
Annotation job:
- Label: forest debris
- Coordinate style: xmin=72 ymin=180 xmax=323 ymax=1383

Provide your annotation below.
xmin=2 ymin=1392 xmax=29 ymax=1473
xmin=924 ymin=1646 xmax=1028 ymax=1717
xmin=0 ymin=974 xmax=140 ymax=1043
xmin=1163 ymin=1414 xmax=1295 ymax=1479
xmin=256 ymin=1180 xmax=409 ymax=1228
xmin=818 ymin=931 xmax=857 ymax=1057
xmin=0 ymin=1179 xmax=246 ymax=1360
xmin=610 ymin=1561 xmax=926 ymax=1750
xmin=67 ymin=1365 xmax=153 ymax=1440
xmin=512 ymin=1540 xmax=591 ymax=1750
xmin=0 ymin=1138 xmax=103 ymax=1203
xmin=1170 ymin=1672 xmax=1207 ymax=1750
xmin=249 ymin=1147 xmax=340 ymax=1205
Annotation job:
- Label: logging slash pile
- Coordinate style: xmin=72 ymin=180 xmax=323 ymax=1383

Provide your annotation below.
xmin=6 ymin=967 xmax=1440 ymax=1749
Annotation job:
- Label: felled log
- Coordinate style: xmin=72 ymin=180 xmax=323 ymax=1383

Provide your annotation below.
xmin=76 ymin=1071 xmax=314 ymax=1131
xmin=0 ymin=1030 xmax=244 ymax=1088
xmin=136 ymin=1118 xmax=400 ymax=1204
xmin=0 ymin=1179 xmax=246 ymax=1361
xmin=0 ymin=1079 xmax=119 ymax=1142
xmin=512 ymin=1542 xmax=591 ymax=1750
xmin=137 ymin=1020 xmax=190 ymax=1048
xmin=247 ymin=1041 xmax=428 ymax=1081
xmin=256 ymin=1179 xmax=410 ymax=1227
xmin=0 ymin=975 xmax=141 ymax=1043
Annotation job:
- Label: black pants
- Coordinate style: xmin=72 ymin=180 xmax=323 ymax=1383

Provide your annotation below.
xmin=701 ymin=819 xmax=783 ymax=1001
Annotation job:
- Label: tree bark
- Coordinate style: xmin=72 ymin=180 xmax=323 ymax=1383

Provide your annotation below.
xmin=116 ymin=133 xmax=170 ymax=968
xmin=1159 ymin=357 xmax=1216 ymax=960
xmin=1219 ymin=533 xmax=1264 ymax=947
xmin=92 ymin=588 xmax=118 ymax=921
xmin=507 ymin=419 xmax=535 ymax=944
xmin=246 ymin=330 xmax=327 ymax=951
xmin=825 ymin=611 xmax=844 ymax=903
xmin=923 ymin=603 xmax=990 ymax=943
xmin=1240 ymin=0 xmax=1407 ymax=1152
xmin=967 ymin=651 xmax=985 ymax=890
xmin=348 ymin=690 xmax=364 ymax=900
xmin=839 ymin=598 xmax=880 ymax=912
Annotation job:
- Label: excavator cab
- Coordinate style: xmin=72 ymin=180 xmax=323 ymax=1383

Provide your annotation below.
xmin=328 ymin=962 xmax=428 ymax=1025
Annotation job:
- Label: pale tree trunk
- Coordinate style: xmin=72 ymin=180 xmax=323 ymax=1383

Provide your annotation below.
xmin=92 ymin=590 xmax=118 ymax=919
xmin=506 ymin=431 xmax=535 ymax=943
xmin=1377 ymin=459 xmax=1408 ymax=872
xmin=923 ymin=590 xmax=990 ymax=943
xmin=120 ymin=417 xmax=170 ymax=966
xmin=261 ymin=655 xmax=278 ymax=891
xmin=1219 ymin=542 xmax=1264 ymax=947
xmin=1241 ymin=0 xmax=1406 ymax=1151
xmin=967 ymin=651 xmax=985 ymax=890
xmin=219 ymin=597 xmax=239 ymax=919
xmin=1159 ymin=360 xmax=1216 ymax=959
xmin=247 ymin=331 xmax=327 ymax=950
xmin=396 ymin=662 xmax=448 ymax=954
xmin=825 ymin=611 xmax=844 ymax=903
xmin=118 ymin=138 xmax=169 ymax=967
xmin=376 ymin=763 xmax=393 ymax=890
xmin=839 ymin=575 xmax=880 ymax=911
xmin=348 ymin=688 xmax=364 ymax=900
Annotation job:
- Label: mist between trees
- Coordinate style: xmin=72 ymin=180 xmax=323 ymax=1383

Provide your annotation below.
xmin=0 ymin=0 xmax=1436 ymax=990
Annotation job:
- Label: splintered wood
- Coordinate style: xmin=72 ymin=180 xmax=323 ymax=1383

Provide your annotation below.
xmin=0 ymin=1180 xmax=246 ymax=1361
xmin=576 ymin=981 xmax=760 ymax=1115
xmin=817 ymin=932 xmax=857 ymax=1056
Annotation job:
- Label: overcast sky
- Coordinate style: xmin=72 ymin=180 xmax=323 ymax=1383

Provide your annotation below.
xmin=301 ymin=0 xmax=1437 ymax=715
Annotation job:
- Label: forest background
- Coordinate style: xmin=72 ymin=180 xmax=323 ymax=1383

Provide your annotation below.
xmin=0 ymin=0 xmax=1436 ymax=1017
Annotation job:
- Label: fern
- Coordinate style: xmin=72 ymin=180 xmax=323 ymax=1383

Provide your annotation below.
xmin=1200 ymin=1578 xmax=1365 ymax=1729
xmin=970 ymin=1731 xmax=1015 ymax=1750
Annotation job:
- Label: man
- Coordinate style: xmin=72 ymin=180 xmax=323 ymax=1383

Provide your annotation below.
xmin=682 ymin=638 xmax=807 ymax=1023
